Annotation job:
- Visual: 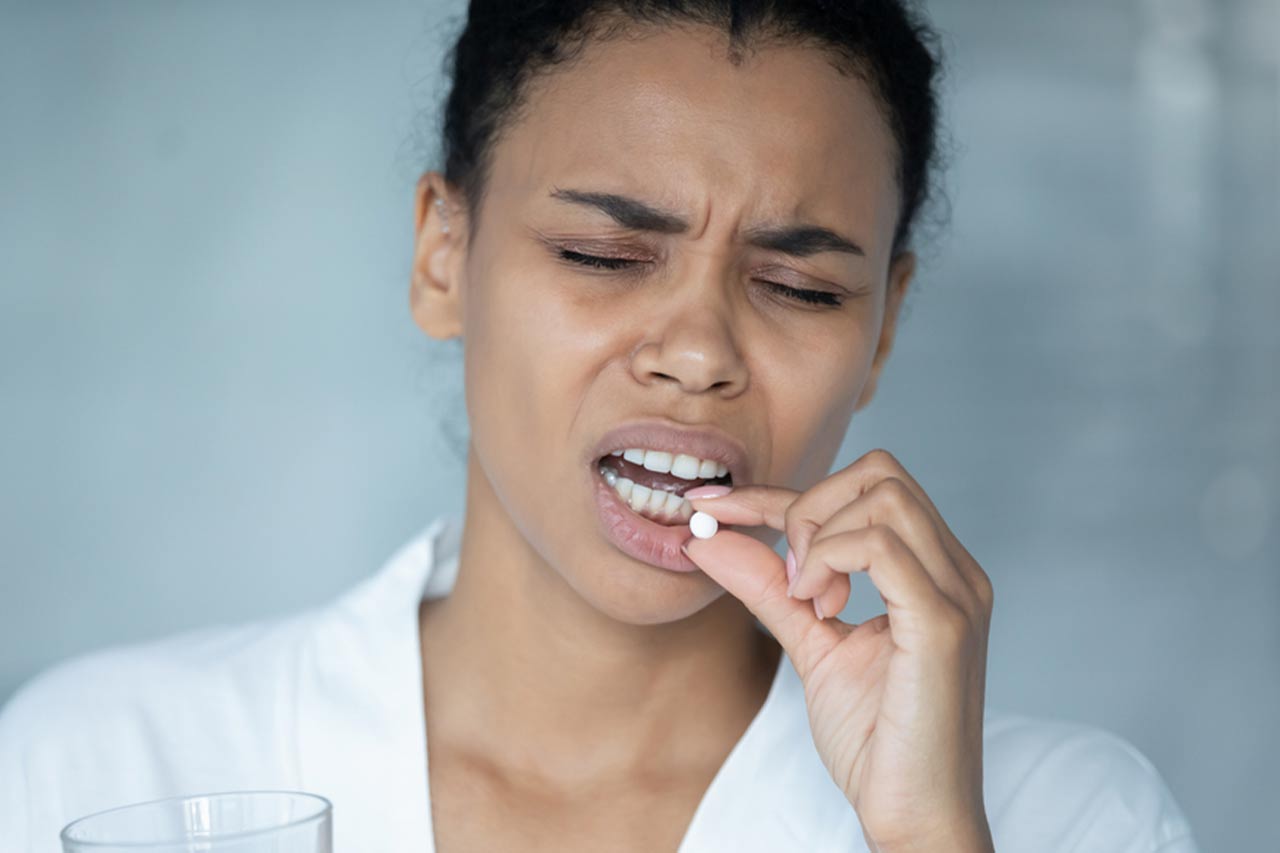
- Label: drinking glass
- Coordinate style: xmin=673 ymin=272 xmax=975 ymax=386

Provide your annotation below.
xmin=59 ymin=790 xmax=332 ymax=852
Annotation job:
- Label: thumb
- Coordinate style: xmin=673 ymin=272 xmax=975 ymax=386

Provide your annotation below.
xmin=683 ymin=529 xmax=834 ymax=663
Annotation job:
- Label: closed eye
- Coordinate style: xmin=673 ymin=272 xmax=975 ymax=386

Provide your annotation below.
xmin=555 ymin=248 xmax=844 ymax=308
xmin=558 ymin=248 xmax=637 ymax=272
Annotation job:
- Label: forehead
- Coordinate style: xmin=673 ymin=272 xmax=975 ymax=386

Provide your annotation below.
xmin=486 ymin=23 xmax=901 ymax=252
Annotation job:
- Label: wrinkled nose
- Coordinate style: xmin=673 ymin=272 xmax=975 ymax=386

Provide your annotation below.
xmin=628 ymin=272 xmax=749 ymax=397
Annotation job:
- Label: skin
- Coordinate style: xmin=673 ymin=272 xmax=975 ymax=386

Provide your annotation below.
xmin=407 ymin=21 xmax=992 ymax=853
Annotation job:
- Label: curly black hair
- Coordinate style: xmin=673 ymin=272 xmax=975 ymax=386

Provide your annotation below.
xmin=433 ymin=0 xmax=947 ymax=260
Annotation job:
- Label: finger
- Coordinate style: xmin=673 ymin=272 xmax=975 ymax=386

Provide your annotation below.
xmin=805 ymin=476 xmax=978 ymax=616
xmin=684 ymin=484 xmax=798 ymax=531
xmin=687 ymin=487 xmax=854 ymax=623
xmin=812 ymin=574 xmax=851 ymax=622
xmin=687 ymin=483 xmax=828 ymax=583
xmin=785 ymin=524 xmax=963 ymax=654
xmin=850 ymin=448 xmax=946 ymax=524
xmin=689 ymin=450 xmax=987 ymax=610
xmin=682 ymin=529 xmax=839 ymax=670
xmin=780 ymin=449 xmax=922 ymax=570
xmin=843 ymin=449 xmax=989 ymax=593
xmin=796 ymin=448 xmax=988 ymax=600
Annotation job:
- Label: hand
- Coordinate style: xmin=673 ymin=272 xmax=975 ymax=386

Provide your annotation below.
xmin=681 ymin=449 xmax=995 ymax=853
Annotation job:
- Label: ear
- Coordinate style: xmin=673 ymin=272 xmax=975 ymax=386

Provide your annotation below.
xmin=409 ymin=171 xmax=465 ymax=341
xmin=853 ymin=250 xmax=916 ymax=413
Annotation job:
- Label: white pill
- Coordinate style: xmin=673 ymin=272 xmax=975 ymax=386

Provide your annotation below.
xmin=689 ymin=511 xmax=719 ymax=539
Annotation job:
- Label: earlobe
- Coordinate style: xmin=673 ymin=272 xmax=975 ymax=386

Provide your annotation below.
xmin=409 ymin=172 xmax=464 ymax=341
xmin=853 ymin=250 xmax=916 ymax=413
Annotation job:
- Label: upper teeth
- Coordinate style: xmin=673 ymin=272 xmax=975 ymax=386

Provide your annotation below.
xmin=611 ymin=448 xmax=728 ymax=480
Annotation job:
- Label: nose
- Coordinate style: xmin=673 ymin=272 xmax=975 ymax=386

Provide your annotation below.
xmin=628 ymin=270 xmax=749 ymax=398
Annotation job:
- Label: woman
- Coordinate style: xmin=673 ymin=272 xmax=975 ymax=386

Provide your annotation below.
xmin=0 ymin=1 xmax=1200 ymax=851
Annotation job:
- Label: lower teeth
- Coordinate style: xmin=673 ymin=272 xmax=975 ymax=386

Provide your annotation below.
xmin=599 ymin=464 xmax=694 ymax=524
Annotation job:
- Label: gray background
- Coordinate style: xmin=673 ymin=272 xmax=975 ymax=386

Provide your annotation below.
xmin=1 ymin=0 xmax=1276 ymax=849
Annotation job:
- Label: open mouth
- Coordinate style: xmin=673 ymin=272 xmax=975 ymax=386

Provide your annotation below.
xmin=595 ymin=449 xmax=733 ymax=527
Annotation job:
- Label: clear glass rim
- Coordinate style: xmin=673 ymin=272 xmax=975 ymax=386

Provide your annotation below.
xmin=59 ymin=789 xmax=332 ymax=848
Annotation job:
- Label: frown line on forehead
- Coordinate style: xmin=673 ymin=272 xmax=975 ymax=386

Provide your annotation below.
xmin=548 ymin=187 xmax=867 ymax=261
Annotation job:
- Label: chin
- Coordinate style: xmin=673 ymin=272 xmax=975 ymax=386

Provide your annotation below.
xmin=569 ymin=556 xmax=728 ymax=626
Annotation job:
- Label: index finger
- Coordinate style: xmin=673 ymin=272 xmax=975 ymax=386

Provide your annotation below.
xmin=685 ymin=483 xmax=799 ymax=531
xmin=693 ymin=449 xmax=952 ymax=572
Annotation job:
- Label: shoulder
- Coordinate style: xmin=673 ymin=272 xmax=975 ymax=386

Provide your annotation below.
xmin=982 ymin=708 xmax=1200 ymax=852
xmin=0 ymin=612 xmax=318 ymax=852
xmin=1 ymin=611 xmax=313 ymax=744
xmin=0 ymin=514 xmax=455 ymax=774
xmin=0 ymin=613 xmax=322 ymax=771
xmin=0 ymin=518 xmax=453 ymax=852
xmin=0 ymin=513 xmax=457 ymax=746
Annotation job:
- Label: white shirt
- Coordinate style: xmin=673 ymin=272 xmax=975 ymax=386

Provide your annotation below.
xmin=0 ymin=512 xmax=1201 ymax=852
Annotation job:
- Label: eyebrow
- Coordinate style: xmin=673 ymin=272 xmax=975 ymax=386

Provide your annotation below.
xmin=548 ymin=187 xmax=866 ymax=258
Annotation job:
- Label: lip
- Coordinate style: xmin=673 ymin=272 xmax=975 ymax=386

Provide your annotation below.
xmin=585 ymin=418 xmax=751 ymax=574
xmin=586 ymin=418 xmax=751 ymax=486
xmin=590 ymin=468 xmax=705 ymax=573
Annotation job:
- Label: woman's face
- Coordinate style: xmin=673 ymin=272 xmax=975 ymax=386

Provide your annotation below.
xmin=412 ymin=23 xmax=914 ymax=625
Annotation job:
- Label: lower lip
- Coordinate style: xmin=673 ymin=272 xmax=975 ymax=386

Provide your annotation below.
xmin=590 ymin=467 xmax=703 ymax=573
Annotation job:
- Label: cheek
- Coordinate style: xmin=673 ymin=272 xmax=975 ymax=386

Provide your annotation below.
xmin=758 ymin=328 xmax=875 ymax=486
xmin=462 ymin=267 xmax=605 ymax=496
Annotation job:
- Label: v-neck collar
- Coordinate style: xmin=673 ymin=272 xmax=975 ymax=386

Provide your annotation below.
xmin=299 ymin=512 xmax=859 ymax=852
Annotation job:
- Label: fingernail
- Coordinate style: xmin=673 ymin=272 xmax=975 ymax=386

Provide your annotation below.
xmin=785 ymin=548 xmax=797 ymax=587
xmin=813 ymin=598 xmax=824 ymax=620
xmin=683 ymin=484 xmax=732 ymax=500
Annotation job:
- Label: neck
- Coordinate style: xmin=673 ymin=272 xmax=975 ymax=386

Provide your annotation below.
xmin=419 ymin=446 xmax=781 ymax=787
